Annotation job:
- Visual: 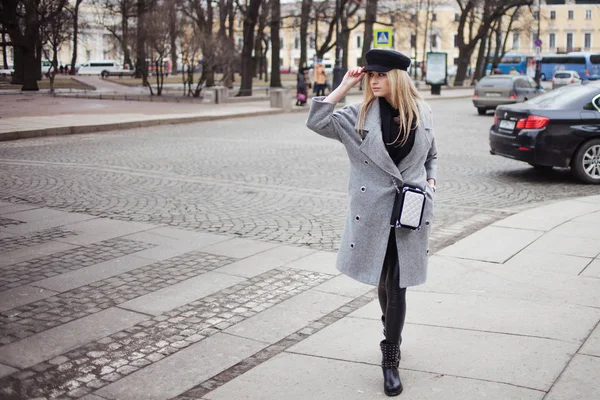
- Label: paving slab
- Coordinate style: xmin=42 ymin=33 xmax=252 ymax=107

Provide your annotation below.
xmin=118 ymin=271 xmax=245 ymax=316
xmin=96 ymin=333 xmax=266 ymax=400
xmin=573 ymin=210 xmax=600 ymax=223
xmin=549 ymin=220 xmax=600 ymax=241
xmin=0 ymin=208 xmax=96 ymax=235
xmin=0 ymin=203 xmax=41 ymax=215
xmin=579 ymin=323 xmax=600 ymax=357
xmin=0 ymin=307 xmax=149 ymax=368
xmin=525 ymin=231 xmax=600 ymax=258
xmin=288 ymin=316 xmax=576 ymax=391
xmin=0 ymin=241 xmax=79 ymax=268
xmin=205 ymin=352 xmax=544 ymax=400
xmin=492 ymin=199 xmax=600 ymax=231
xmin=436 ymin=226 xmax=543 ymax=263
xmin=502 ymin=249 xmax=592 ymax=276
xmin=224 ymin=289 xmax=352 ymax=343
xmin=0 ymin=285 xmax=59 ymax=312
xmin=284 ymin=250 xmax=340 ymax=275
xmin=0 ymin=362 xmax=18 ymax=379
xmin=141 ymin=226 xmax=230 ymax=242
xmin=312 ymin=274 xmax=374 ymax=298
xmin=32 ymin=254 xmax=155 ymax=292
xmin=544 ymin=354 xmax=600 ymax=400
xmin=80 ymin=395 xmax=107 ymax=400
xmin=405 ymin=292 xmax=599 ymax=342
xmin=580 ymin=258 xmax=600 ymax=278
xmin=56 ymin=217 xmax=157 ymax=245
xmin=124 ymin=240 xmax=215 ymax=262
xmin=215 ymin=245 xmax=316 ymax=278
xmin=198 ymin=237 xmax=280 ymax=258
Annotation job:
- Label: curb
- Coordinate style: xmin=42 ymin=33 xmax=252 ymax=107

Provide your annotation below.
xmin=0 ymin=109 xmax=284 ymax=142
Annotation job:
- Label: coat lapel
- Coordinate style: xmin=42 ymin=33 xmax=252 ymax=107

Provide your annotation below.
xmin=397 ymin=104 xmax=430 ymax=175
xmin=358 ymin=100 xmax=403 ymax=181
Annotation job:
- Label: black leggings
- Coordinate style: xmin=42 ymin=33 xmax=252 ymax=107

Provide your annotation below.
xmin=378 ymin=229 xmax=407 ymax=345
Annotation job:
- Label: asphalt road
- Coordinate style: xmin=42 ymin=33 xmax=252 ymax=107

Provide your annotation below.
xmin=0 ymin=97 xmax=598 ymax=253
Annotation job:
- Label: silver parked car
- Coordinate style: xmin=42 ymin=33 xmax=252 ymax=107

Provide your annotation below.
xmin=472 ymin=75 xmax=545 ymax=115
xmin=552 ymin=70 xmax=582 ymax=90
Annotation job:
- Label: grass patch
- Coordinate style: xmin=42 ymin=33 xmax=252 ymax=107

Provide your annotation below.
xmin=0 ymin=77 xmax=94 ymax=90
xmin=107 ymin=73 xmax=298 ymax=88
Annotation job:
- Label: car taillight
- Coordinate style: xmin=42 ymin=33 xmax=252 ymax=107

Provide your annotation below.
xmin=586 ymin=70 xmax=590 ymax=76
xmin=509 ymin=91 xmax=517 ymax=99
xmin=473 ymin=93 xmax=478 ymax=98
xmin=552 ymin=78 xmax=555 ymax=83
xmin=515 ymin=115 xmax=550 ymax=129
xmin=494 ymin=114 xmax=498 ymax=126
xmin=570 ymin=78 xmax=574 ymax=83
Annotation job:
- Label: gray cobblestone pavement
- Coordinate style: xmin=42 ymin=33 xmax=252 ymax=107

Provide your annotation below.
xmin=0 ymin=239 xmax=155 ymax=292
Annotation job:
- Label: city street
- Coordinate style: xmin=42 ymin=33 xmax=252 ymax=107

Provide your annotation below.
xmin=0 ymin=97 xmax=598 ymax=253
xmin=1 ymin=96 xmax=599 ymax=399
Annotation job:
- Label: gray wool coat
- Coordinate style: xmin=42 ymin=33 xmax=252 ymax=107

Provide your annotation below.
xmin=306 ymin=97 xmax=437 ymax=288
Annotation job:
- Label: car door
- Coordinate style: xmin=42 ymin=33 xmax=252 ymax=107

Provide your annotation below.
xmin=580 ymin=94 xmax=600 ymax=133
xmin=514 ymin=78 xmax=530 ymax=101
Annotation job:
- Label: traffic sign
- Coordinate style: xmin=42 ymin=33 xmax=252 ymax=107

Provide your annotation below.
xmin=534 ymin=38 xmax=542 ymax=47
xmin=374 ymin=28 xmax=393 ymax=49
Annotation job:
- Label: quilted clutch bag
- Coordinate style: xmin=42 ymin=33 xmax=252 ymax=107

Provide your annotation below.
xmin=390 ymin=184 xmax=426 ymax=230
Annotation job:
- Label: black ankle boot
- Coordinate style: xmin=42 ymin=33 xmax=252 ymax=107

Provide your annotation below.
xmin=380 ymin=340 xmax=403 ymax=396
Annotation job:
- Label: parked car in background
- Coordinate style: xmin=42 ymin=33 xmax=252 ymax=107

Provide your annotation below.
xmin=473 ymin=75 xmax=545 ymax=115
xmin=552 ymin=70 xmax=582 ymax=89
xmin=489 ymin=81 xmax=600 ymax=183
xmin=0 ymin=66 xmax=14 ymax=77
xmin=77 ymin=60 xmax=133 ymax=78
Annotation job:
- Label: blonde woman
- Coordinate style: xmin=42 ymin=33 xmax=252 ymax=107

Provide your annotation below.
xmin=306 ymin=49 xmax=437 ymax=397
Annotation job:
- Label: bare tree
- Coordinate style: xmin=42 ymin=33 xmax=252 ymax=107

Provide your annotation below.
xmin=40 ymin=3 xmax=72 ymax=91
xmin=299 ymin=0 xmax=313 ymax=69
xmin=454 ymin=0 xmax=534 ymax=86
xmin=93 ymin=0 xmax=136 ymax=69
xmin=269 ymin=0 xmax=281 ymax=87
xmin=144 ymin=0 xmax=172 ymax=95
xmin=237 ymin=0 xmax=262 ymax=96
xmin=68 ymin=0 xmax=83 ymax=74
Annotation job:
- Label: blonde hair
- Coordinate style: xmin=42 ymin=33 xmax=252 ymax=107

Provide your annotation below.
xmin=357 ymin=69 xmax=422 ymax=146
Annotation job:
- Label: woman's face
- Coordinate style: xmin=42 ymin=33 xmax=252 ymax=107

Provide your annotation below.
xmin=368 ymin=71 xmax=391 ymax=100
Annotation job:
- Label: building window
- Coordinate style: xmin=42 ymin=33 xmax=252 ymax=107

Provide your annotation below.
xmin=584 ymin=33 xmax=591 ymax=50
xmin=356 ymin=35 xmax=362 ymax=48
xmin=585 ymin=10 xmax=592 ymax=19
xmin=411 ymin=14 xmax=416 ymax=23
xmin=512 ymin=32 xmax=520 ymax=50
xmin=454 ymin=34 xmax=459 ymax=48
xmin=550 ymin=11 xmax=556 ymax=20
xmin=454 ymin=13 xmax=460 ymax=22
xmin=432 ymin=13 xmax=437 ymax=22
xmin=513 ymin=11 xmax=520 ymax=20
xmin=533 ymin=11 xmax=539 ymax=20
xmin=411 ymin=34 xmax=417 ymax=48
xmin=566 ymin=33 xmax=574 ymax=51
xmin=568 ymin=10 xmax=574 ymax=19
xmin=549 ymin=33 xmax=556 ymax=50
xmin=430 ymin=34 xmax=438 ymax=49
xmin=294 ymin=37 xmax=299 ymax=50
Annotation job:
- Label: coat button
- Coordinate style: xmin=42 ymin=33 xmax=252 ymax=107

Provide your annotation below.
xmin=364 ymin=160 xmax=369 ymax=165
xmin=350 ymin=243 xmax=355 ymax=248
xmin=425 ymin=221 xmax=430 ymax=226
xmin=355 ymin=215 xmax=360 ymax=221
xmin=360 ymin=186 xmax=366 ymax=192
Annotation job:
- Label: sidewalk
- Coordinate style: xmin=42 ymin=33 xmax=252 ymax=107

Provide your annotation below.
xmin=0 ymin=194 xmax=598 ymax=399
xmin=0 ymin=86 xmax=473 ymax=142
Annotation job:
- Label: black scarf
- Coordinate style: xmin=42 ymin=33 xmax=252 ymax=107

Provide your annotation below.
xmin=379 ymin=97 xmax=416 ymax=165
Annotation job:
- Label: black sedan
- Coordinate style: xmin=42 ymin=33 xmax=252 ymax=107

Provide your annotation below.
xmin=489 ymin=81 xmax=600 ymax=183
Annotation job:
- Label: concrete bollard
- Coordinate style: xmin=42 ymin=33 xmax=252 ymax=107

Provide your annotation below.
xmin=269 ymin=88 xmax=292 ymax=112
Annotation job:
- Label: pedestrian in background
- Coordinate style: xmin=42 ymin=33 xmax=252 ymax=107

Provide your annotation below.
xmin=306 ymin=49 xmax=437 ymax=397
xmin=296 ymin=67 xmax=308 ymax=106
xmin=314 ymin=62 xmax=327 ymax=96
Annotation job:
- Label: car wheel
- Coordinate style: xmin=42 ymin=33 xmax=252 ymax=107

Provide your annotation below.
xmin=477 ymin=107 xmax=487 ymax=115
xmin=540 ymin=73 xmax=546 ymax=81
xmin=101 ymin=71 xmax=109 ymax=78
xmin=571 ymin=139 xmax=600 ymax=184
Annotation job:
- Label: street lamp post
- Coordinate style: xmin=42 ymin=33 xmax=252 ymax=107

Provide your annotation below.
xmin=332 ymin=0 xmax=345 ymax=99
xmin=534 ymin=0 xmax=542 ymax=88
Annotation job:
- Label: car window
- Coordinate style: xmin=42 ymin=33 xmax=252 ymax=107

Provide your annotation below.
xmin=478 ymin=77 xmax=513 ymax=88
xmin=528 ymin=85 xmax=598 ymax=107
xmin=515 ymin=79 xmax=530 ymax=88
xmin=554 ymin=72 xmax=571 ymax=79
xmin=574 ymin=73 xmax=580 ymax=79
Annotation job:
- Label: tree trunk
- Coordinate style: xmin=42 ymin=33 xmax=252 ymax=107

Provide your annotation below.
xmin=168 ymin=6 xmax=178 ymax=75
xmin=22 ymin=47 xmax=39 ymax=91
xmin=269 ymin=0 xmax=282 ymax=87
xmin=12 ymin=46 xmax=23 ymax=85
xmin=237 ymin=0 xmax=262 ymax=96
xmin=135 ymin=0 xmax=147 ymax=84
xmin=361 ymin=0 xmax=377 ymax=64
xmin=299 ymin=0 xmax=312 ymax=68
xmin=473 ymin=36 xmax=487 ymax=83
xmin=421 ymin=0 xmax=430 ymax=81
xmin=1 ymin=31 xmax=8 ymax=69
xmin=69 ymin=0 xmax=83 ymax=75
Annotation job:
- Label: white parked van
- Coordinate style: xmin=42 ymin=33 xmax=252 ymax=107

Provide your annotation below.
xmin=77 ymin=60 xmax=122 ymax=76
